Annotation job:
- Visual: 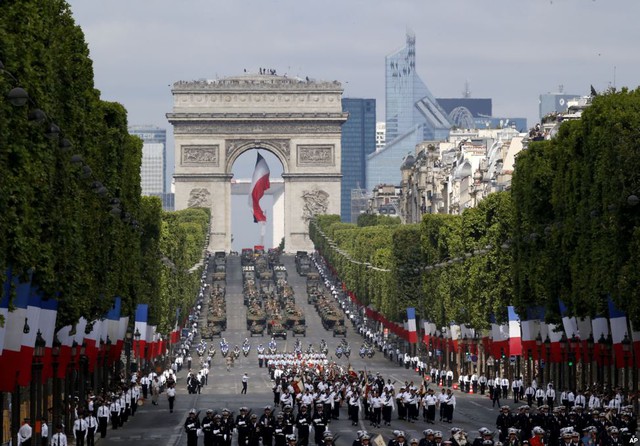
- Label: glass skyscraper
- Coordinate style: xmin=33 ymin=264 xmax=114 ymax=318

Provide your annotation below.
xmin=129 ymin=125 xmax=167 ymax=196
xmin=367 ymin=32 xmax=451 ymax=190
xmin=341 ymin=98 xmax=376 ymax=222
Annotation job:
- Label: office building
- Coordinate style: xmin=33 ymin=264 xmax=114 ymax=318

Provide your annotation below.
xmin=539 ymin=91 xmax=581 ymax=121
xmin=341 ymin=98 xmax=376 ymax=222
xmin=129 ymin=125 xmax=174 ymax=210
xmin=367 ymin=32 xmax=452 ymax=191
xmin=376 ymin=122 xmax=386 ymax=151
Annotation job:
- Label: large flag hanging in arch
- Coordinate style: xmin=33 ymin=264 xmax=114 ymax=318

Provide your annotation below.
xmin=249 ymin=153 xmax=271 ymax=222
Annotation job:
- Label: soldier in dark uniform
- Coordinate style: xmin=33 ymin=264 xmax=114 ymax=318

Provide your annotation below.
xmin=212 ymin=414 xmax=226 ymax=446
xmin=496 ymin=406 xmax=514 ymax=442
xmin=282 ymin=405 xmax=295 ymax=435
xmin=184 ymin=409 xmax=201 ymax=446
xmin=220 ymin=409 xmax=234 ymax=446
xmin=312 ymin=403 xmax=330 ymax=446
xmin=236 ymin=407 xmax=251 ymax=446
xmin=274 ymin=413 xmax=287 ymax=446
xmin=419 ymin=429 xmax=436 ymax=446
xmin=201 ymin=409 xmax=216 ymax=446
xmin=296 ymin=405 xmax=312 ymax=446
xmin=259 ymin=406 xmax=275 ymax=446
xmin=247 ymin=414 xmax=262 ymax=446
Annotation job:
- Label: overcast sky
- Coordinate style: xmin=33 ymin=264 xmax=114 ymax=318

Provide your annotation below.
xmin=65 ymin=0 xmax=640 ymax=248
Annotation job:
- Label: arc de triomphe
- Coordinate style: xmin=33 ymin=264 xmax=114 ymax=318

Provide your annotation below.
xmin=167 ymin=74 xmax=348 ymax=253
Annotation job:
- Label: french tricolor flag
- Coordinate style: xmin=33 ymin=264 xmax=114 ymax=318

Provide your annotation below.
xmin=106 ymin=297 xmax=122 ymax=365
xmin=592 ymin=315 xmax=610 ymax=366
xmin=134 ymin=304 xmax=149 ymax=358
xmin=0 ymin=267 xmax=12 ymax=356
xmin=508 ymin=306 xmax=522 ymax=356
xmin=608 ymin=297 xmax=629 ymax=368
xmin=0 ymin=276 xmax=32 ymax=392
xmin=249 ymin=152 xmax=270 ymax=222
xmin=84 ymin=319 xmax=103 ymax=372
xmin=630 ymin=322 xmax=640 ymax=369
xmin=55 ymin=325 xmax=74 ymax=379
xmin=545 ymin=322 xmax=564 ymax=362
xmin=17 ymin=285 xmax=43 ymax=387
xmin=490 ymin=314 xmax=509 ymax=359
xmin=450 ymin=323 xmax=461 ymax=352
xmin=521 ymin=306 xmax=543 ymax=360
xmin=559 ymin=300 xmax=579 ymax=338
xmin=40 ymin=298 xmax=59 ymax=381
xmin=406 ymin=308 xmax=418 ymax=343
xmin=145 ymin=325 xmax=156 ymax=360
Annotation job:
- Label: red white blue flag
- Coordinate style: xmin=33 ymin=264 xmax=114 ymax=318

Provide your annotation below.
xmin=249 ymin=153 xmax=270 ymax=222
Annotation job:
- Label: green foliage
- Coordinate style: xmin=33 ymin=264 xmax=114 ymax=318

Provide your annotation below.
xmin=511 ymin=89 xmax=640 ymax=324
xmin=157 ymin=207 xmax=210 ymax=333
xmin=357 ymin=213 xmax=401 ymax=227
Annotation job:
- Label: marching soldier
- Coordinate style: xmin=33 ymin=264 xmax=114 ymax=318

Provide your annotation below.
xmin=97 ymin=400 xmax=110 ymax=438
xmin=184 ymin=409 xmax=201 ymax=446
xmin=295 ymin=405 xmax=312 ymax=446
xmin=236 ymin=407 xmax=251 ymax=446
xmin=312 ymin=403 xmax=330 ymax=446
xmin=247 ymin=414 xmax=262 ymax=446
xmin=259 ymin=406 xmax=275 ymax=446
xmin=201 ymin=409 xmax=216 ymax=446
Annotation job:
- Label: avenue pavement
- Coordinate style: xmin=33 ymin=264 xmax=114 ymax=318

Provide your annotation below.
xmin=97 ymin=254 xmax=503 ymax=446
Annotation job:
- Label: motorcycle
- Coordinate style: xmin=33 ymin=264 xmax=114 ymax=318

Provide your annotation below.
xmin=306 ymin=344 xmax=315 ymax=354
xmin=268 ymin=339 xmax=277 ymax=355
xmin=319 ymin=340 xmax=328 ymax=354
xmin=366 ymin=348 xmax=375 ymax=358
xmin=242 ymin=342 xmax=251 ymax=357
xmin=233 ymin=345 xmax=241 ymax=359
xmin=344 ymin=345 xmax=351 ymax=358
xmin=257 ymin=344 xmax=265 ymax=355
xmin=336 ymin=346 xmax=343 ymax=359
xmin=359 ymin=347 xmax=367 ymax=358
xmin=294 ymin=339 xmax=302 ymax=355
xmin=209 ymin=347 xmax=216 ymax=358
xmin=196 ymin=347 xmax=205 ymax=357
xmin=220 ymin=339 xmax=229 ymax=358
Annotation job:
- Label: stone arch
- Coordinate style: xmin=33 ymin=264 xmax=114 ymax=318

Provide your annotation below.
xmin=225 ymin=139 xmax=290 ymax=174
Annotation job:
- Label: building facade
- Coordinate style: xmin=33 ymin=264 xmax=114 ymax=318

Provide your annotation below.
xmin=341 ymin=98 xmax=376 ymax=222
xmin=375 ymin=122 xmax=386 ymax=151
xmin=367 ymin=32 xmax=452 ymax=191
xmin=399 ymin=128 xmax=525 ymax=223
xmin=129 ymin=125 xmax=175 ymax=210
xmin=129 ymin=125 xmax=167 ymax=196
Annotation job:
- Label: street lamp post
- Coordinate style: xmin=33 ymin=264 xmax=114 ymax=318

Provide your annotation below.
xmin=560 ymin=334 xmax=567 ymax=390
xmin=598 ymin=333 xmax=607 ymax=386
xmin=134 ymin=328 xmax=141 ymax=375
xmin=125 ymin=326 xmax=133 ymax=383
xmin=622 ymin=334 xmax=631 ymax=391
xmin=460 ymin=335 xmax=467 ymax=377
xmin=586 ymin=334 xmax=594 ymax=390
xmin=79 ymin=341 xmax=87 ymax=407
xmin=535 ymin=333 xmax=543 ymax=386
xmin=34 ymin=330 xmax=45 ymax=446
xmin=544 ymin=335 xmax=551 ymax=386
xmin=51 ymin=336 xmax=61 ymax=427
xmin=65 ymin=340 xmax=78 ymax=435
xmin=104 ymin=336 xmax=112 ymax=390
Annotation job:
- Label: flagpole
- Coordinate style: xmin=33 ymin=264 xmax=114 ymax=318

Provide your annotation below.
xmin=260 ymin=221 xmax=266 ymax=248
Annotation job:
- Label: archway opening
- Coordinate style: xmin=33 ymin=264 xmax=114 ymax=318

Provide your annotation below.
xmin=230 ymin=149 xmax=284 ymax=252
